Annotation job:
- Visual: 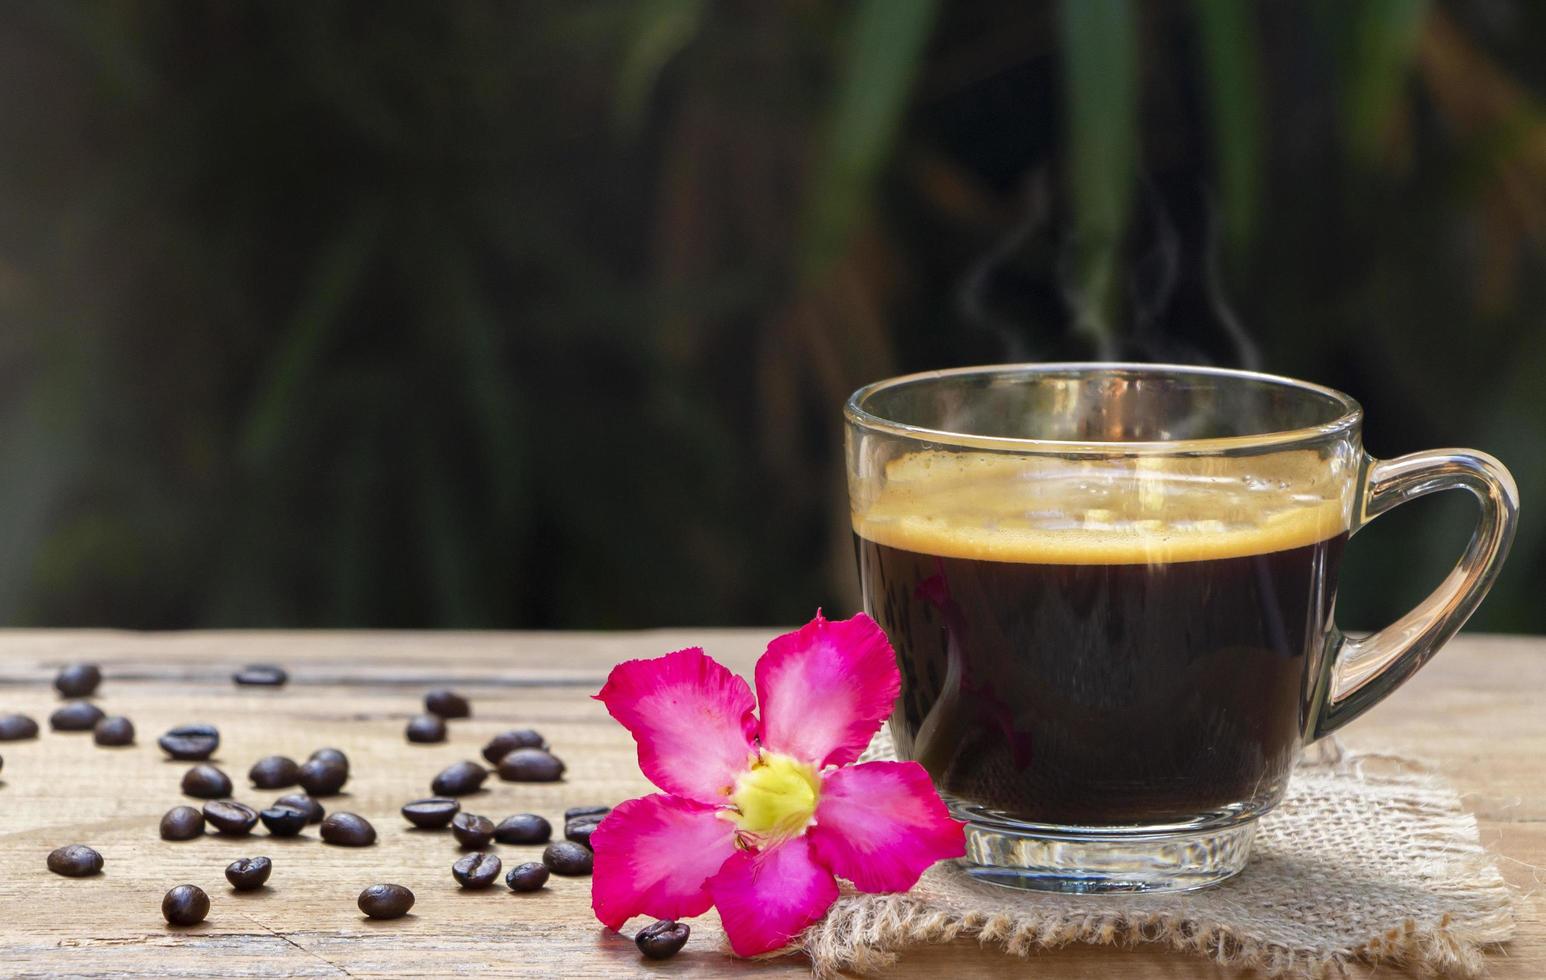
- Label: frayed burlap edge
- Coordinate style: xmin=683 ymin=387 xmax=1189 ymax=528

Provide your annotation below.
xmin=799 ymin=891 xmax=1512 ymax=979
xmin=793 ymin=737 xmax=1516 ymax=978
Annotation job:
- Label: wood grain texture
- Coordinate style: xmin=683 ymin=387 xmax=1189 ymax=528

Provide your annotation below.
xmin=0 ymin=630 xmax=1540 ymax=978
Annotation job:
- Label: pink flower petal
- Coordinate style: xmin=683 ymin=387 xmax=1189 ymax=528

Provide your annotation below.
xmin=708 ymin=837 xmax=839 ymax=957
xmin=756 ymin=611 xmax=900 ymax=768
xmin=595 ymin=648 xmax=758 ymax=803
xmin=808 ymin=760 xmax=965 ymax=892
xmin=590 ymin=793 xmax=740 ymax=931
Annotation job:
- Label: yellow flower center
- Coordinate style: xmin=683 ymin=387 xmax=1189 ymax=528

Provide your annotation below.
xmin=730 ymin=752 xmax=820 ymax=842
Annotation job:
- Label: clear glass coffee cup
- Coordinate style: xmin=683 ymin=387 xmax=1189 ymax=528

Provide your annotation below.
xmin=845 ymin=363 xmax=1517 ymax=893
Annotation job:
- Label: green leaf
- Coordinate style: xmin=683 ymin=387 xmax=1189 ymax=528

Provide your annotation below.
xmin=1194 ymin=0 xmax=1263 ymax=250
xmin=1342 ymin=0 xmax=1429 ymax=166
xmin=614 ymin=0 xmax=707 ymax=137
xmin=239 ymin=206 xmax=382 ymax=468
xmin=799 ymin=0 xmax=939 ymax=280
xmin=1058 ymin=0 xmax=1138 ymax=356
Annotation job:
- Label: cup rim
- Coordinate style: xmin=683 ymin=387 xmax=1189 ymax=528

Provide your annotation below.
xmin=845 ymin=362 xmax=1364 ymax=454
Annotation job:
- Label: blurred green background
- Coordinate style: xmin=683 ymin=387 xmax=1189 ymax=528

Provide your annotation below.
xmin=0 ymin=0 xmax=1541 ymax=631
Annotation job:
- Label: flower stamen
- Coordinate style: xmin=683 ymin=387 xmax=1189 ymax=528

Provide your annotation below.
xmin=730 ymin=752 xmax=820 ymax=845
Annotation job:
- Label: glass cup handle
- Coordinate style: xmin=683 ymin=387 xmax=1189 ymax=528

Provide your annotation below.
xmin=1312 ymin=449 xmax=1519 ymax=739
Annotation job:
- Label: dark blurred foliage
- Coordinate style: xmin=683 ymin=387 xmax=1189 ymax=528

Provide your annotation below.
xmin=0 ymin=1 xmax=1542 ymax=630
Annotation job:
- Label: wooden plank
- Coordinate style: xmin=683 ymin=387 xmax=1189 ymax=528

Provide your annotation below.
xmin=0 ymin=630 xmax=1540 ymax=978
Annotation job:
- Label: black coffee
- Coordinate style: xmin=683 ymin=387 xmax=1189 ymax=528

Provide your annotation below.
xmin=855 ymin=452 xmax=1347 ymax=827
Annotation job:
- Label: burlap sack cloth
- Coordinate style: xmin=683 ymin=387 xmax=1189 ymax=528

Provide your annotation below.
xmin=796 ymin=730 xmax=1516 ymax=978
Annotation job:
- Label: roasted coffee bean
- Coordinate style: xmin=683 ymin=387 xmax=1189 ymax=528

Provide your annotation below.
xmin=494 ymin=813 xmax=551 ymax=845
xmin=497 ymin=748 xmax=565 ymax=782
xmin=298 ymin=758 xmax=348 ymax=796
xmin=259 ymin=806 xmax=308 ymax=837
xmin=451 ymin=812 xmax=495 ymax=849
xmin=481 ymin=728 xmax=547 ymax=764
xmin=320 ymin=812 xmax=376 ymax=846
xmin=50 ymin=700 xmax=105 ymax=732
xmin=542 ymin=841 xmax=593 ymax=876
xmin=307 ymin=747 xmax=349 ymax=772
xmin=565 ymin=805 xmax=611 ymax=821
xmin=159 ymin=724 xmax=220 ymax=760
xmin=181 ymin=764 xmax=234 ymax=799
xmin=401 ymin=798 xmax=460 ymax=829
xmin=162 ymin=884 xmax=209 ymax=926
xmin=431 ymin=760 xmax=488 ymax=796
xmin=0 ymin=713 xmax=39 ymax=741
xmin=424 ymin=689 xmax=470 ymax=719
xmin=249 ymin=755 xmax=300 ymax=789
xmin=160 ymin=805 xmax=205 ymax=840
xmin=47 ymin=844 xmax=103 ymax=877
xmin=274 ymin=793 xmax=324 ymax=824
xmin=404 ymin=714 xmax=447 ymax=744
xmin=636 ymin=919 xmax=690 ymax=960
xmin=203 ymin=800 xmax=259 ymax=835
xmin=54 ymin=663 xmax=102 ymax=698
xmin=358 ymin=883 xmax=415 ymax=920
xmin=565 ymin=817 xmax=602 ymax=849
xmin=452 ymin=852 xmax=502 ymax=889
xmin=232 ymin=664 xmax=287 ymax=687
xmin=505 ymin=861 xmax=550 ymax=892
xmin=93 ymin=715 xmax=135 ymax=746
xmin=225 ymin=856 xmax=272 ymax=891
xmin=0 ymin=754 xmax=4 ymax=775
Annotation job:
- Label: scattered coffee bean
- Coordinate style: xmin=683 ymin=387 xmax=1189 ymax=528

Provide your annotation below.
xmin=54 ymin=663 xmax=102 ymax=698
xmin=424 ymin=689 xmax=471 ymax=719
xmin=543 ymin=841 xmax=593 ymax=876
xmin=50 ymin=700 xmax=105 ymax=732
xmin=308 ymin=747 xmax=349 ymax=772
xmin=162 ymin=884 xmax=209 ymax=926
xmin=0 ymin=713 xmax=39 ymax=741
xmin=274 ymin=793 xmax=324 ymax=824
xmin=497 ymin=747 xmax=565 ymax=782
xmin=158 ymin=724 xmax=220 ymax=761
xmin=47 ymin=844 xmax=103 ymax=877
xmin=565 ymin=805 xmax=611 ymax=821
xmin=452 ymin=852 xmax=502 ymax=889
xmin=93 ymin=715 xmax=135 ymax=746
xmin=481 ymin=728 xmax=547 ymax=764
xmin=431 ymin=760 xmax=488 ymax=796
xmin=225 ymin=856 xmax=272 ymax=891
xmin=181 ymin=764 xmax=234 ymax=799
xmin=494 ymin=813 xmax=551 ymax=845
xmin=451 ymin=812 xmax=495 ymax=849
xmin=0 ymin=754 xmax=4 ymax=775
xmin=203 ymin=800 xmax=259 ymax=835
xmin=259 ymin=806 xmax=308 ymax=837
xmin=358 ymin=883 xmax=415 ymax=920
xmin=636 ymin=919 xmax=690 ymax=960
xmin=232 ymin=664 xmax=287 ymax=687
xmin=160 ymin=806 xmax=205 ymax=840
xmin=565 ymin=817 xmax=603 ymax=849
xmin=249 ymin=755 xmax=301 ymax=789
xmin=320 ymin=812 xmax=376 ymax=846
xmin=505 ymin=862 xmax=550 ymax=892
xmin=401 ymin=798 xmax=460 ymax=829
xmin=298 ymin=758 xmax=348 ymax=796
xmin=405 ymin=714 xmax=447 ymax=744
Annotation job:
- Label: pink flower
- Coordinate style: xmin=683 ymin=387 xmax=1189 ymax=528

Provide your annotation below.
xmin=590 ymin=611 xmax=965 ymax=957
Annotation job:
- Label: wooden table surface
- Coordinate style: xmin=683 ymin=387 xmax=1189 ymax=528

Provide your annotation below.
xmin=0 ymin=629 xmax=1540 ymax=978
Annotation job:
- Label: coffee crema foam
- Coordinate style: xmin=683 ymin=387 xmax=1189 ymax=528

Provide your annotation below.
xmin=853 ymin=450 xmax=1351 ymax=565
